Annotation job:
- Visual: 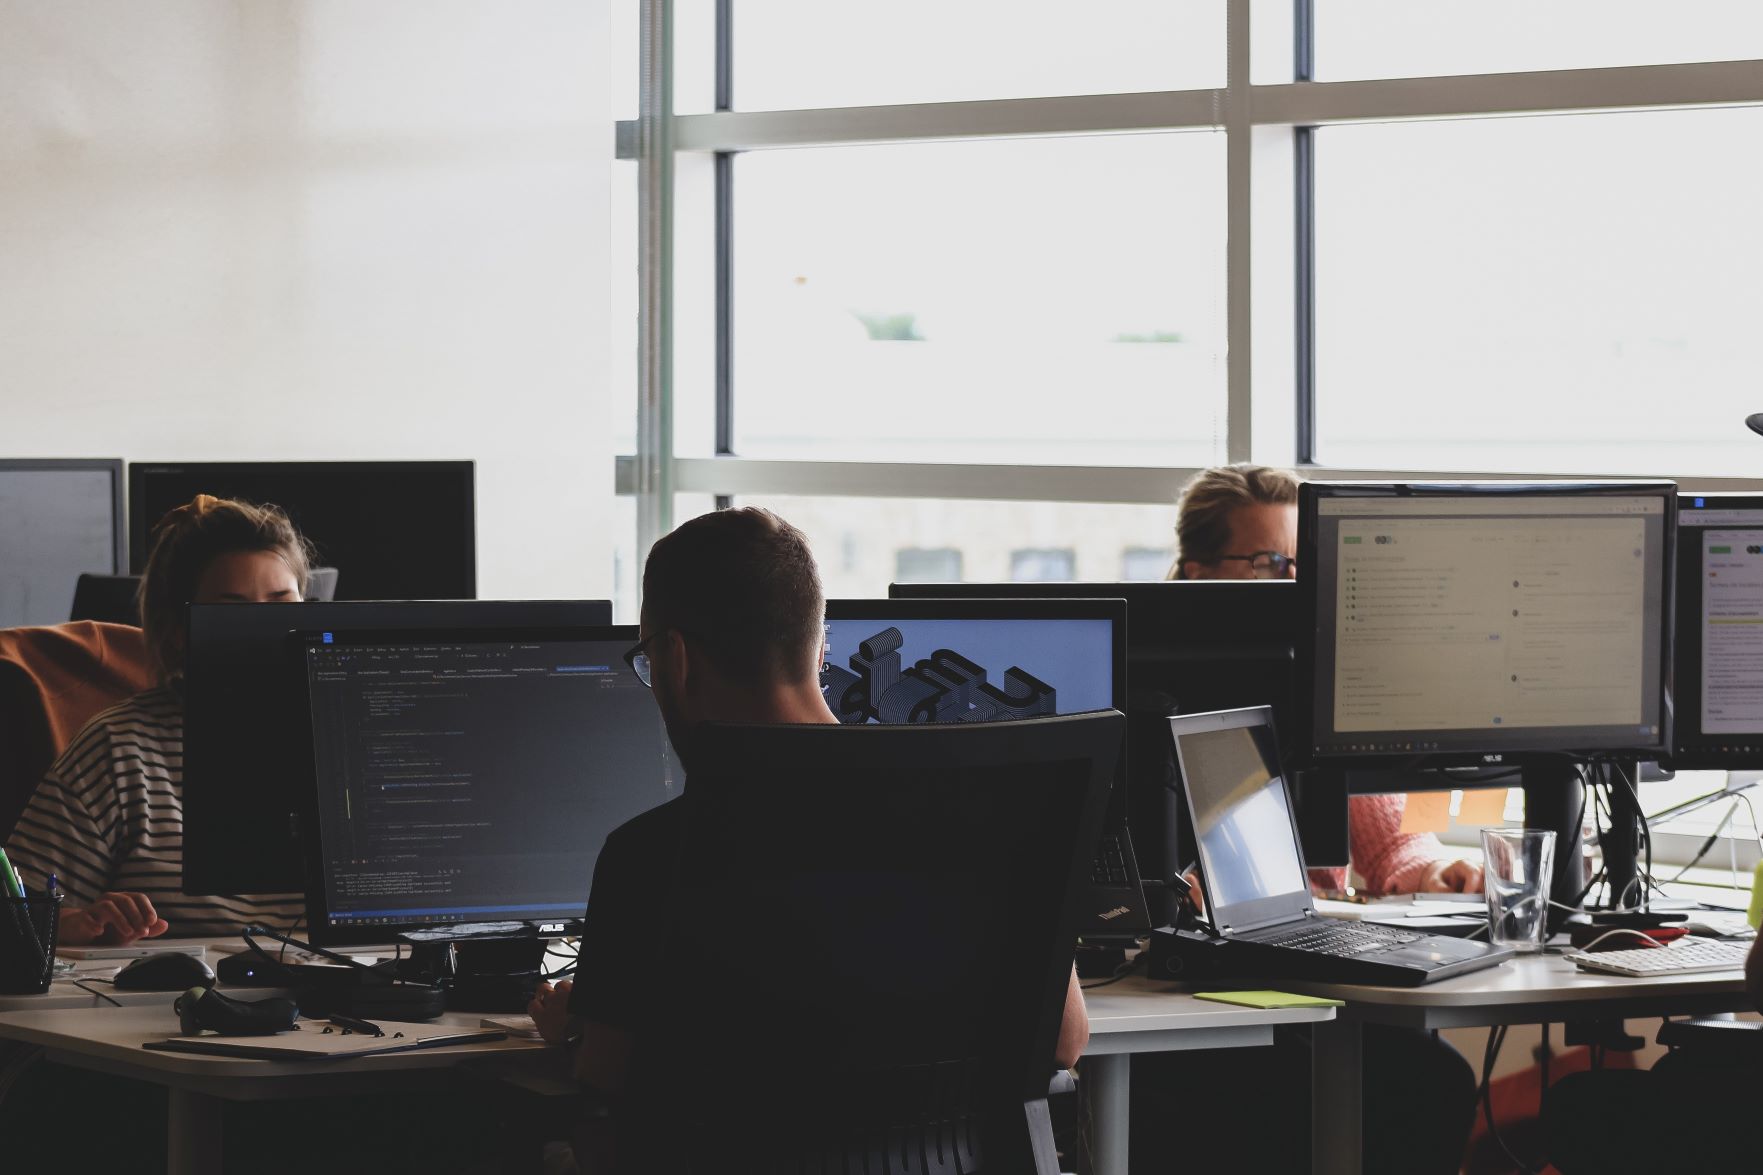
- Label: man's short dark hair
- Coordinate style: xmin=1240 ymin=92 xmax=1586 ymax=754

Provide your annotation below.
xmin=641 ymin=507 xmax=825 ymax=686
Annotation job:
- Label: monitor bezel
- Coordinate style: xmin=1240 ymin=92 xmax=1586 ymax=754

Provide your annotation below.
xmin=126 ymin=459 xmax=477 ymax=595
xmin=1296 ymin=480 xmax=1678 ymax=769
xmin=1670 ymin=491 xmax=1763 ymax=770
xmin=0 ymin=457 xmax=125 ymax=576
xmin=290 ymin=622 xmax=650 ymax=947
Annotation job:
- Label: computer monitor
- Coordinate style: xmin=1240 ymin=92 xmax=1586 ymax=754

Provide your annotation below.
xmin=182 ymin=600 xmax=613 ymax=896
xmin=128 ymin=461 xmax=476 ymax=600
xmin=887 ymin=581 xmax=1349 ymax=889
xmin=1298 ymin=481 xmax=1675 ymax=768
xmin=0 ymin=459 xmax=124 ymax=628
xmin=1672 ymin=492 xmax=1763 ymax=769
xmin=822 ymin=598 xmax=1124 ymax=726
xmin=298 ymin=625 xmax=674 ymax=947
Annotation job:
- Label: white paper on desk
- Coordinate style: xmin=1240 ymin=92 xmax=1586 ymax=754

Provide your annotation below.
xmin=143 ymin=1021 xmax=506 ymax=1061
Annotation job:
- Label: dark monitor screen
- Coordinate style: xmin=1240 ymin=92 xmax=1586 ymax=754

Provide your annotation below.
xmin=1300 ymin=481 xmax=1676 ymax=767
xmin=128 ymin=461 xmax=476 ymax=600
xmin=299 ymin=626 xmax=674 ymax=945
xmin=0 ymin=459 xmax=124 ymax=627
xmin=182 ymin=600 xmax=612 ymax=898
xmin=1672 ymin=492 xmax=1763 ymax=769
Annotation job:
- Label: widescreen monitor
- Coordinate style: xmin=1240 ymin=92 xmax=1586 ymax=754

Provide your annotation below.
xmin=1672 ymin=492 xmax=1763 ymax=769
xmin=128 ymin=461 xmax=476 ymax=600
xmin=182 ymin=600 xmax=612 ymax=897
xmin=0 ymin=459 xmax=124 ymax=628
xmin=298 ymin=625 xmax=673 ymax=946
xmin=1299 ymin=481 xmax=1676 ymax=768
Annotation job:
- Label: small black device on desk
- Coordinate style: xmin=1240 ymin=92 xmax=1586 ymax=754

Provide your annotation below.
xmin=1152 ymin=707 xmax=1511 ymax=988
xmin=112 ymin=952 xmax=216 ymax=992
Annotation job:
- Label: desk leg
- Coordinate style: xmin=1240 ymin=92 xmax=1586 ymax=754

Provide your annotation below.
xmin=1313 ymin=1018 xmax=1362 ymax=1175
xmin=168 ymin=1088 xmax=223 ymax=1175
xmin=1087 ymin=1054 xmax=1129 ymax=1175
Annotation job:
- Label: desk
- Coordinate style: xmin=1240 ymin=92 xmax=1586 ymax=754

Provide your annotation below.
xmin=0 ymin=1004 xmax=543 ymax=1173
xmin=1287 ymin=952 xmax=1752 ymax=1175
xmin=1082 ymin=975 xmax=1337 ymax=1175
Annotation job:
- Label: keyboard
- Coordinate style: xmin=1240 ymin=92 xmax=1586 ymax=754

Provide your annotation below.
xmin=1565 ymin=936 xmax=1752 ymax=977
xmin=1091 ymin=832 xmax=1131 ymax=887
xmin=1252 ymin=920 xmax=1423 ymax=957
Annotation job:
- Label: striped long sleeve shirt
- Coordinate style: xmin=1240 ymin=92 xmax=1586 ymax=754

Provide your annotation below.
xmin=5 ymin=686 xmax=304 ymax=938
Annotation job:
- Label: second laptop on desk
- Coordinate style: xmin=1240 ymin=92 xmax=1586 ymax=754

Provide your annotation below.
xmin=1148 ymin=707 xmax=1511 ymax=988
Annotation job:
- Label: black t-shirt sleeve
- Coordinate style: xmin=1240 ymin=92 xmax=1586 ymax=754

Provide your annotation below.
xmin=567 ymin=799 xmax=681 ymax=1028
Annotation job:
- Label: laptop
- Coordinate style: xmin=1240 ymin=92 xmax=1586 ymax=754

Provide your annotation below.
xmin=1166 ymin=706 xmax=1511 ymax=987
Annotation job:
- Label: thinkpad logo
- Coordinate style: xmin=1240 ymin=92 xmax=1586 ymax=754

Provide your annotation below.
xmin=1098 ymin=906 xmax=1133 ymax=921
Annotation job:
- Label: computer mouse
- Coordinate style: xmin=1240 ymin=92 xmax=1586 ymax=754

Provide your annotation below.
xmin=113 ymin=952 xmax=217 ymax=992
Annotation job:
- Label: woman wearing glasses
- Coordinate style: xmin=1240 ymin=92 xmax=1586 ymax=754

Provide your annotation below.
xmin=1169 ymin=463 xmax=1481 ymax=896
xmin=1143 ymin=465 xmax=1479 ymax=1175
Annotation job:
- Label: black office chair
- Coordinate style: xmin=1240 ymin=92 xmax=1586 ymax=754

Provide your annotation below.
xmin=67 ymin=574 xmax=141 ymax=625
xmin=619 ymin=711 xmax=1121 ymax=1175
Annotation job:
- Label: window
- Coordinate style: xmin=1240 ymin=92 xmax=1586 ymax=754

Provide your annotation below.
xmin=894 ymin=548 xmax=963 ymax=585
xmin=734 ymin=135 xmax=1227 ymax=467
xmin=1121 ymin=547 xmax=1173 ymax=582
xmin=1009 ymin=548 xmax=1077 ymax=583
xmin=1314 ymin=108 xmax=1763 ymax=475
xmin=734 ymin=0 xmax=1225 ymax=110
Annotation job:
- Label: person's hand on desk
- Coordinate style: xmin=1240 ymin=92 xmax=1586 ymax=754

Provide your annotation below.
xmin=59 ymin=891 xmax=169 ymax=946
xmin=1415 ymin=860 xmax=1483 ymax=894
xmin=528 ymin=979 xmax=578 ymax=1046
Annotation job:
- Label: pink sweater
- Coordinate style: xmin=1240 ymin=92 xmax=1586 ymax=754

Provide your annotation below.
xmin=1308 ymin=793 xmax=1444 ymax=895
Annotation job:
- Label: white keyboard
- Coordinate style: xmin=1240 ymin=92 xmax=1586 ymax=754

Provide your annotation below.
xmin=1565 ymin=936 xmax=1751 ymax=977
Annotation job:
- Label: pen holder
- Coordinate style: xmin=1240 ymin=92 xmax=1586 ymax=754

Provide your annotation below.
xmin=0 ymin=893 xmax=62 ymax=994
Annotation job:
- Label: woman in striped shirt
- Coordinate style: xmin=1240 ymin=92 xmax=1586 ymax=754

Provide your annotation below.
xmin=6 ymin=495 xmax=309 ymax=943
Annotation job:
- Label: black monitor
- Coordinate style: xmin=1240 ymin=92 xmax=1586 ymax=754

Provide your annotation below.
xmin=182 ymin=600 xmax=612 ymax=897
xmin=1672 ymin=492 xmax=1763 ymax=769
xmin=887 ymin=581 xmax=1348 ymax=893
xmin=1298 ymin=481 xmax=1675 ymax=769
xmin=128 ymin=461 xmax=476 ymax=600
xmin=298 ymin=625 xmax=674 ymax=946
xmin=0 ymin=459 xmax=125 ymax=628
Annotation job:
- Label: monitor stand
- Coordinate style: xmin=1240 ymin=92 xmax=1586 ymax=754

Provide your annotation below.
xmin=1523 ymin=763 xmax=1587 ymax=932
xmin=1601 ymin=766 xmax=1645 ymax=911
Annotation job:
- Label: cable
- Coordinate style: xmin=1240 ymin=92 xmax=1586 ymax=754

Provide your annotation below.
xmin=1478 ymin=1023 xmax=1538 ymax=1175
xmin=1666 ymin=799 xmax=1739 ymax=884
xmin=69 ymin=978 xmax=122 ymax=1007
xmin=1575 ymin=927 xmax=1667 ymax=953
xmin=1080 ymin=959 xmax=1138 ymax=990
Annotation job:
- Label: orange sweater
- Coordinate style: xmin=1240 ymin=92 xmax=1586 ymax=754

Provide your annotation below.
xmin=1308 ymin=793 xmax=1445 ymax=895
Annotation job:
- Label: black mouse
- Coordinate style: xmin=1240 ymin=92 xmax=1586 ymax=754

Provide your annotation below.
xmin=113 ymin=952 xmax=217 ymax=992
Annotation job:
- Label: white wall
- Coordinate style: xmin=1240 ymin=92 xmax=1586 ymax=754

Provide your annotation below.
xmin=0 ymin=1 xmax=616 ymax=601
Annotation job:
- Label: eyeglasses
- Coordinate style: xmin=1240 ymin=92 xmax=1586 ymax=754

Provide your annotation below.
xmin=623 ymin=634 xmax=658 ymax=688
xmin=1216 ymin=551 xmax=1296 ymax=579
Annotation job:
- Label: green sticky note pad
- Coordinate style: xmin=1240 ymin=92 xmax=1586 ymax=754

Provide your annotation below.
xmin=1194 ymin=990 xmax=1344 ymax=1010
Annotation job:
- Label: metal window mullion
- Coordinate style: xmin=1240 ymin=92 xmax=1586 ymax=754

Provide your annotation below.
xmin=1293 ymin=0 xmax=1316 ymax=465
xmin=1224 ymin=0 xmax=1252 ymax=463
xmin=636 ymin=0 xmax=676 ymax=557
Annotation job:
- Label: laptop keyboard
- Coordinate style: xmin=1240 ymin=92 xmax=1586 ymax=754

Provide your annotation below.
xmin=1253 ymin=921 xmax=1423 ymax=957
xmin=1091 ymin=832 xmax=1131 ymax=887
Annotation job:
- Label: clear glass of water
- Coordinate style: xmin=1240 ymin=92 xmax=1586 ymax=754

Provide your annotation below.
xmin=1480 ymin=828 xmax=1557 ymax=952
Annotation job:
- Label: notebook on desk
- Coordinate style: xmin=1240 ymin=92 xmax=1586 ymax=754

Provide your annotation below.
xmin=1167 ymin=707 xmax=1512 ymax=987
xmin=144 ymin=1021 xmax=507 ymax=1061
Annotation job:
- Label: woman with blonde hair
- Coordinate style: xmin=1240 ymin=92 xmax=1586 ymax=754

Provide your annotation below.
xmin=6 ymin=495 xmax=309 ymax=943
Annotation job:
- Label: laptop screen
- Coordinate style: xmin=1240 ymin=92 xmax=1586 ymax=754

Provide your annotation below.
xmin=1170 ymin=707 xmax=1315 ymax=933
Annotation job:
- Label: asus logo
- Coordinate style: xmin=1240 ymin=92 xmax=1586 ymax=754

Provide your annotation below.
xmin=1482 ymin=754 xmax=1505 ymax=764
xmin=1097 ymin=906 xmax=1133 ymax=921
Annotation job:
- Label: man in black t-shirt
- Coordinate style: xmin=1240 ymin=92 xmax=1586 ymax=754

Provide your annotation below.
xmin=527 ymin=507 xmax=1090 ymax=1104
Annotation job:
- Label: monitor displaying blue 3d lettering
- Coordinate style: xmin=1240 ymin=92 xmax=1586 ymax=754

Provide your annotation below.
xmin=822 ymin=616 xmax=1115 ymax=724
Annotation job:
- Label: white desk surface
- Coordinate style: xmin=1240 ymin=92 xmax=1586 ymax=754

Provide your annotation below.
xmin=0 ymin=1005 xmax=543 ymax=1084
xmin=1287 ymin=949 xmax=1747 ymax=1007
xmin=1083 ymin=974 xmax=1334 ymax=1055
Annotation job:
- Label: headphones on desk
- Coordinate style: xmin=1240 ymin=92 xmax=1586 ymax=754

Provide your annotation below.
xmin=175 ymin=986 xmax=300 ymax=1036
